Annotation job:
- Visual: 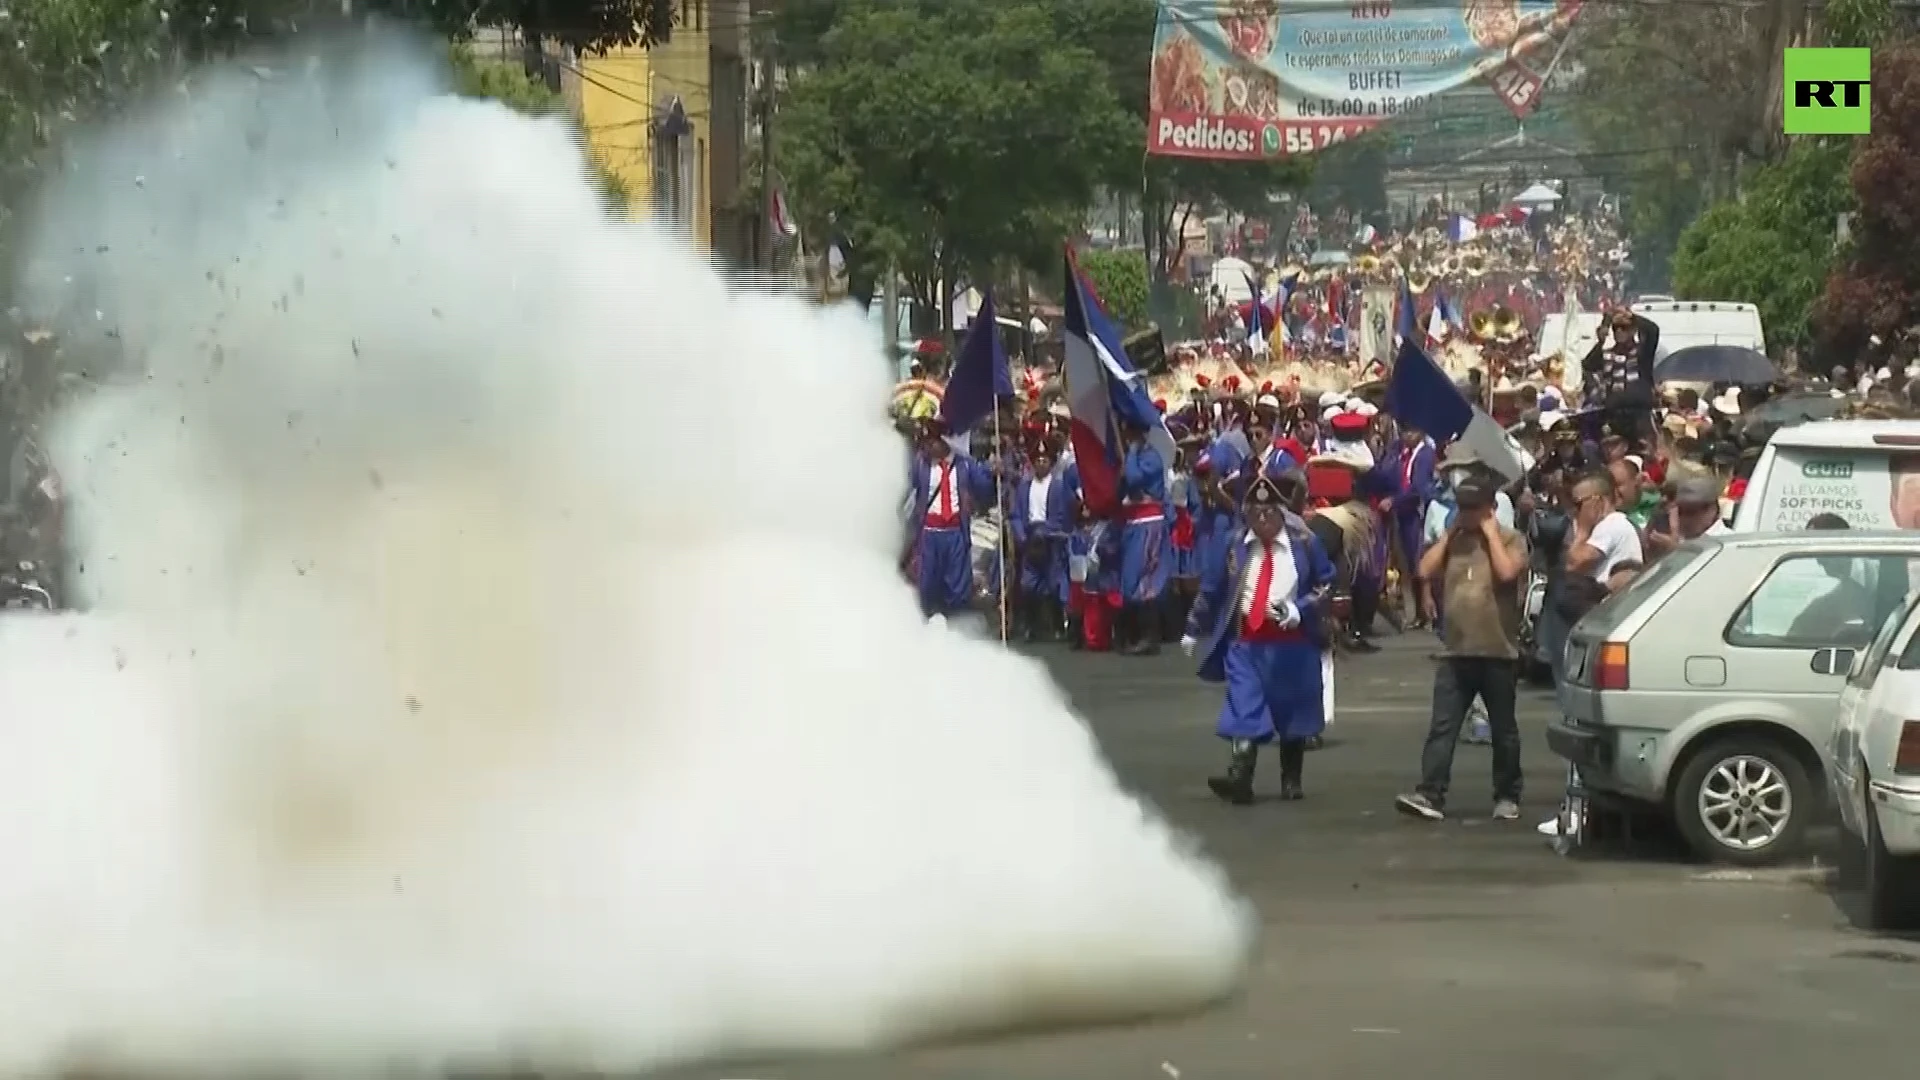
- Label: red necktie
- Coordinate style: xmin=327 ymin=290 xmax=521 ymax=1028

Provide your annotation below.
xmin=1247 ymin=545 xmax=1276 ymax=630
xmin=1402 ymin=448 xmax=1415 ymax=491
xmin=936 ymin=460 xmax=954 ymax=518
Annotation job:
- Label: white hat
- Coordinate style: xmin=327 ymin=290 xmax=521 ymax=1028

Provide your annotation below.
xmin=1318 ymin=390 xmax=1346 ymax=407
xmin=1257 ymin=393 xmax=1282 ymax=410
xmin=1321 ymin=405 xmax=1344 ymax=423
xmin=1711 ymin=387 xmax=1742 ymax=416
xmin=1354 ymin=401 xmax=1379 ymax=418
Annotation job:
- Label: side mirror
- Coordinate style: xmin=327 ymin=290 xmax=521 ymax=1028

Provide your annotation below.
xmin=1811 ymin=647 xmax=1857 ymax=676
xmin=1851 ymin=649 xmax=1868 ymax=679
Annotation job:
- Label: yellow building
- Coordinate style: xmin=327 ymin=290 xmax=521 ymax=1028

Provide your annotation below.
xmin=568 ymin=0 xmax=749 ymax=260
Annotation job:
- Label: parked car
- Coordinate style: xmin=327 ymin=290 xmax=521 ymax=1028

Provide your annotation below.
xmin=1828 ymin=589 xmax=1920 ymax=929
xmin=1547 ymin=531 xmax=1920 ymax=865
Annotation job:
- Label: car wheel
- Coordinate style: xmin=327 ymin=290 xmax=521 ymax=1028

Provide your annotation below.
xmin=1863 ymin=781 xmax=1920 ymax=932
xmin=1672 ymin=736 xmax=1811 ymax=866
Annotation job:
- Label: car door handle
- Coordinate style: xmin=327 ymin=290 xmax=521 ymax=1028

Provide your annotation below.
xmin=1810 ymin=647 xmax=1857 ymax=676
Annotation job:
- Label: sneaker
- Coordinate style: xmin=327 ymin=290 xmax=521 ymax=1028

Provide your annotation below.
xmin=1536 ymin=818 xmax=1560 ymax=838
xmin=1491 ymin=799 xmax=1521 ymax=821
xmin=1394 ymin=792 xmax=1445 ymax=821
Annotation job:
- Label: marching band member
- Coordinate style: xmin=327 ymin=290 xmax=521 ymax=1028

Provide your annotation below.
xmin=904 ymin=417 xmax=996 ymax=623
xmin=1164 ymin=426 xmax=1205 ymax=640
xmin=1183 ymin=472 xmax=1336 ymax=804
xmin=1010 ymin=443 xmax=1072 ymax=643
xmin=1115 ymin=417 xmax=1170 ymax=656
xmin=1375 ymin=423 xmax=1439 ymax=628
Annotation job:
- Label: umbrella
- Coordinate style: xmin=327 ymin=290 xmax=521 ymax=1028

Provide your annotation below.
xmin=1654 ymin=344 xmax=1777 ymax=385
xmin=1737 ymin=389 xmax=1850 ymax=438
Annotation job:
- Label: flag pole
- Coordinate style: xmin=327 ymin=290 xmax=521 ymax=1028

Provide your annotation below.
xmin=994 ymin=401 xmax=1009 ymax=644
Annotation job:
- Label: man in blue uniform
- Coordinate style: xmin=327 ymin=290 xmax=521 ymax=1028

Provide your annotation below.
xmin=1115 ymin=417 xmax=1169 ymax=656
xmin=1182 ymin=471 xmax=1336 ymax=804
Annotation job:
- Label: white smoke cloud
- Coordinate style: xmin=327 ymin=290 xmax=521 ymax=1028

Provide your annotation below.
xmin=0 ymin=35 xmax=1253 ymax=1077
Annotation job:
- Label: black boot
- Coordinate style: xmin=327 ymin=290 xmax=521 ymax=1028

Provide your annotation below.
xmin=1344 ymin=628 xmax=1381 ymax=653
xmin=1207 ymin=740 xmax=1259 ymax=805
xmin=1016 ymin=592 xmax=1039 ymax=645
xmin=1279 ymin=740 xmax=1306 ymax=800
xmin=1066 ymin=606 xmax=1084 ymax=650
xmin=1122 ymin=604 xmax=1160 ymax=656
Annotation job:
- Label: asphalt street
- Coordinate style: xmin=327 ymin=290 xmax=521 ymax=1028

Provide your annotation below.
xmin=672 ymin=632 xmax=1920 ymax=1080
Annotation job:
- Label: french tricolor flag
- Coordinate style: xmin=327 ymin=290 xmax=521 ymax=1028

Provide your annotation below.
xmin=1063 ymin=249 xmax=1175 ymax=517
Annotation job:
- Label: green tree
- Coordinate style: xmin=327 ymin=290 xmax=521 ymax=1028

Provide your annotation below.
xmin=1570 ymin=3 xmax=1783 ymax=289
xmin=1671 ymin=140 xmax=1853 ymax=350
xmin=775 ymin=0 xmax=1133 ymax=329
xmin=1078 ymin=248 xmax=1150 ymax=331
xmin=1061 ymin=0 xmax=1310 ymax=282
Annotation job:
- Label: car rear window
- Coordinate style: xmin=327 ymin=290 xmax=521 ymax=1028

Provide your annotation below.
xmin=1754 ymin=447 xmax=1920 ymax=530
xmin=1579 ymin=545 xmax=1705 ymax=634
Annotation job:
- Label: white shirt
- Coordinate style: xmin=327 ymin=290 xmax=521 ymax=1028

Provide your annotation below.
xmin=1582 ymin=511 xmax=1644 ymax=582
xmin=1238 ymin=531 xmax=1298 ymax=617
xmin=1704 ymin=519 xmax=1731 ymax=537
xmin=925 ymin=458 xmax=961 ymax=522
xmin=1027 ymin=474 xmax=1053 ymax=525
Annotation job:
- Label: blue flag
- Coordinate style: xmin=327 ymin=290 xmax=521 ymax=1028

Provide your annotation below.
xmin=939 ymin=290 xmax=1012 ymax=433
xmin=1242 ymin=273 xmax=1265 ymax=341
xmin=1396 ymin=274 xmax=1418 ymax=342
xmin=1383 ymin=338 xmax=1470 ymax=442
xmin=1383 ymin=338 xmax=1524 ymax=481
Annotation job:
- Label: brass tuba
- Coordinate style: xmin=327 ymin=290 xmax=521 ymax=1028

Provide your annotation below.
xmin=1354 ymin=253 xmax=1382 ymax=275
xmin=1461 ymin=251 xmax=1488 ymax=277
xmin=1491 ymin=305 xmax=1524 ymax=342
xmin=1468 ymin=309 xmax=1496 ymax=339
xmin=1405 ymin=267 xmax=1433 ymax=294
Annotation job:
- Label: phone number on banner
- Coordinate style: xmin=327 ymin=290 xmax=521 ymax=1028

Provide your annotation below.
xmin=1149 ymin=114 xmax=1373 ymax=159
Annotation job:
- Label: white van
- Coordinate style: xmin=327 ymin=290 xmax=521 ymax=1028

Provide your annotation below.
xmin=1631 ymin=299 xmax=1766 ymax=358
xmin=1733 ymin=420 xmax=1920 ymax=533
xmin=1537 ymin=311 xmax=1602 ymax=359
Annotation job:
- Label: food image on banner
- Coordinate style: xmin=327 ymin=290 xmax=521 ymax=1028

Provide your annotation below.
xmin=1148 ymin=0 xmax=1584 ymax=159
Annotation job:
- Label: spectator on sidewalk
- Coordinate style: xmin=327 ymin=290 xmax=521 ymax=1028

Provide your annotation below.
xmin=1394 ymin=471 xmax=1529 ymax=823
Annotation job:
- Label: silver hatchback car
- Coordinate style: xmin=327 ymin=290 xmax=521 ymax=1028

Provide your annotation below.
xmin=1546 ymin=531 xmax=1920 ymax=865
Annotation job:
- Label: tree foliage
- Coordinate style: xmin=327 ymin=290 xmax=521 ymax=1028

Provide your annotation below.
xmin=1671 ymin=140 xmax=1851 ymax=350
xmin=775 ymin=0 xmax=1133 ymax=324
xmin=1078 ymin=248 xmax=1150 ymax=332
xmin=1570 ymin=2 xmax=1786 ymax=289
xmin=1060 ymin=0 xmax=1309 ymax=279
xmin=775 ymin=0 xmax=1311 ymax=302
xmin=1816 ymin=41 xmax=1920 ymax=365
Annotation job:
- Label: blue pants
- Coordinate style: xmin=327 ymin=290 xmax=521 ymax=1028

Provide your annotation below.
xmin=1392 ymin=508 xmax=1424 ymax=573
xmin=1120 ymin=517 xmax=1169 ymax=603
xmin=916 ymin=526 xmax=972 ymax=618
xmin=1019 ymin=536 xmax=1068 ymax=601
xmin=1216 ymin=637 xmax=1327 ymax=743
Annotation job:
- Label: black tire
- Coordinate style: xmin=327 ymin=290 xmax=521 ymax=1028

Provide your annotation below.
xmin=1862 ymin=769 xmax=1920 ymax=931
xmin=1671 ymin=735 xmax=1813 ymax=866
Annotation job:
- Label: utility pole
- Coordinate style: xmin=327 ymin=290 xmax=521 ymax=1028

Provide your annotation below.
xmin=757 ymin=31 xmax=778 ymax=274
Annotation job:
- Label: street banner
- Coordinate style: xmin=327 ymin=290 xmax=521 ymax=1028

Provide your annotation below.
xmin=1147 ymin=0 xmax=1585 ymax=159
